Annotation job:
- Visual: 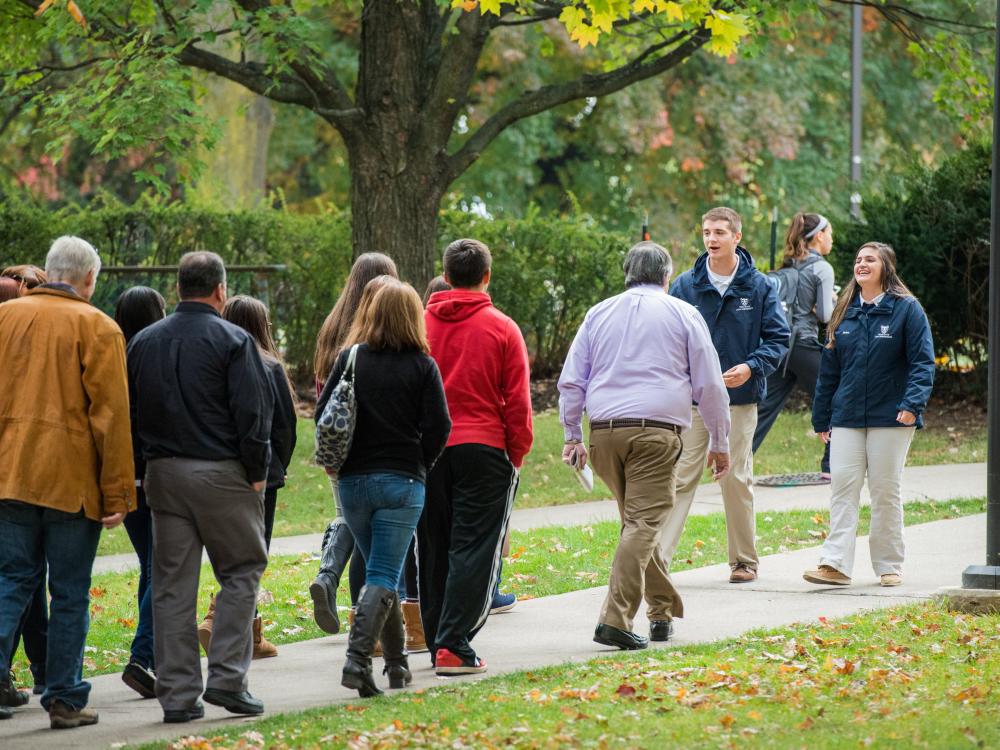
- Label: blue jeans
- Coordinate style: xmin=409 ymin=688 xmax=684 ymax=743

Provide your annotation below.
xmin=0 ymin=501 xmax=100 ymax=710
xmin=338 ymin=473 xmax=425 ymax=592
xmin=122 ymin=487 xmax=154 ymax=669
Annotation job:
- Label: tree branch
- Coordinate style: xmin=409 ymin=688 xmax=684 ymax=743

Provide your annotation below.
xmin=176 ymin=43 xmax=316 ymax=106
xmin=416 ymin=6 xmax=499 ymax=155
xmin=445 ymin=28 xmax=709 ymax=182
xmin=231 ymin=0 xmax=357 ymax=115
xmin=826 ymin=0 xmax=993 ymax=33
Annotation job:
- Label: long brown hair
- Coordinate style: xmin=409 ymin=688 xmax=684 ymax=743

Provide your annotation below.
xmin=223 ymin=294 xmax=297 ymax=404
xmin=783 ymin=212 xmax=825 ymax=265
xmin=826 ymin=242 xmax=914 ymax=348
xmin=343 ymin=279 xmax=430 ymax=354
xmin=313 ymin=253 xmax=398 ymax=379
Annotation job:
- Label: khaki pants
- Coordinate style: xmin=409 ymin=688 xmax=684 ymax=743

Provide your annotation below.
xmin=590 ymin=426 xmax=684 ymax=632
xmin=820 ymin=426 xmax=915 ymax=578
xmin=659 ymin=404 xmax=758 ymax=570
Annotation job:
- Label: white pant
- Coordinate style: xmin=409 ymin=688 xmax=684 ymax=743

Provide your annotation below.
xmin=820 ymin=426 xmax=915 ymax=578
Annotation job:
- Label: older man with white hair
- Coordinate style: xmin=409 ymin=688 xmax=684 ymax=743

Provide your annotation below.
xmin=558 ymin=241 xmax=731 ymax=651
xmin=0 ymin=236 xmax=135 ymax=729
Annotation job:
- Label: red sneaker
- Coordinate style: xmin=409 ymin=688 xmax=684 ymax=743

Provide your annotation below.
xmin=434 ymin=648 xmax=487 ymax=676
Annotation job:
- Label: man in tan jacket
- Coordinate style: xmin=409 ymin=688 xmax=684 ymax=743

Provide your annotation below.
xmin=0 ymin=236 xmax=135 ymax=729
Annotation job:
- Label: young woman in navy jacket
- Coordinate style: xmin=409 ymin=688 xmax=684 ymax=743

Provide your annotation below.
xmin=805 ymin=242 xmax=935 ymax=588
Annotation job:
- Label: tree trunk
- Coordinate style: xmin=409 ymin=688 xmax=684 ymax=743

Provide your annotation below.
xmin=345 ymin=0 xmax=451 ymax=287
xmin=348 ymin=149 xmax=444 ymax=287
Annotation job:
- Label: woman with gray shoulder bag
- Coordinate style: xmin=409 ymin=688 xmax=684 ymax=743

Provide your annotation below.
xmin=315 ymin=278 xmax=451 ymax=698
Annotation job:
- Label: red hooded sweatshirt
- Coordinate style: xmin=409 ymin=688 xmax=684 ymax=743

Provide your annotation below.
xmin=425 ymin=289 xmax=533 ymax=468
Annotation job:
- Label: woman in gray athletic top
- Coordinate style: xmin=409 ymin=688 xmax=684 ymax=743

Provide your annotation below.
xmin=752 ymin=212 xmax=836 ymax=477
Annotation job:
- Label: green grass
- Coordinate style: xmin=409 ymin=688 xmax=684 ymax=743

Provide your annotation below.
xmin=18 ymin=497 xmax=985 ymax=683
xmin=135 ymin=601 xmax=1000 ymax=750
xmin=95 ymin=410 xmax=986 ymax=557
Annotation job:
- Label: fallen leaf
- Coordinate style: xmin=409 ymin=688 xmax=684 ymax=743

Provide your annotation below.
xmin=615 ymin=684 xmax=637 ymax=697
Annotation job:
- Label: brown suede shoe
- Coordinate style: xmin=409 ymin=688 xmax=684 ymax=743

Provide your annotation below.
xmin=401 ymin=600 xmax=428 ymax=653
xmin=729 ymin=563 xmax=757 ymax=583
xmin=252 ymin=616 xmax=278 ymax=659
xmin=49 ymin=701 xmax=98 ymax=730
xmin=197 ymin=594 xmax=216 ymax=654
xmin=803 ymin=565 xmax=851 ymax=586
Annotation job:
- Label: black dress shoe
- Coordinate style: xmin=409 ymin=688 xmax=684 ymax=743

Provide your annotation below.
xmin=649 ymin=619 xmax=674 ymax=642
xmin=122 ymin=661 xmax=156 ymax=699
xmin=593 ymin=623 xmax=648 ymax=651
xmin=203 ymin=688 xmax=264 ymax=715
xmin=163 ymin=701 xmax=204 ymax=723
xmin=0 ymin=705 xmax=11 ymax=720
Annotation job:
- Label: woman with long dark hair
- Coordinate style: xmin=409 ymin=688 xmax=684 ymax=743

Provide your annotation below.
xmin=316 ymin=279 xmax=450 ymax=697
xmin=216 ymin=295 xmax=298 ymax=659
xmin=805 ymin=242 xmax=935 ymax=587
xmin=752 ymin=212 xmax=836 ymax=478
xmin=114 ymin=286 xmax=167 ymax=698
xmin=310 ymin=254 xmax=398 ymax=636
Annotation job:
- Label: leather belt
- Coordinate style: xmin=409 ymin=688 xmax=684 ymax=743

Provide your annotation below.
xmin=589 ymin=418 xmax=681 ymax=434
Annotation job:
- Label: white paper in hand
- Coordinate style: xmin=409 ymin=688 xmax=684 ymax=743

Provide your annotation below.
xmin=569 ymin=449 xmax=595 ymax=492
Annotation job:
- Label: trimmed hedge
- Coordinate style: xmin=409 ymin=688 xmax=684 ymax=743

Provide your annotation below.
xmin=0 ymin=196 xmax=631 ymax=378
xmin=834 ymin=142 xmax=989 ymax=392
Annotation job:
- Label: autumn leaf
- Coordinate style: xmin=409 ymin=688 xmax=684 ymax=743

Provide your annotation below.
xmin=952 ymin=685 xmax=986 ymax=703
xmin=34 ymin=0 xmax=56 ymax=16
xmin=89 ymin=586 xmax=106 ymax=598
xmin=67 ymin=0 xmax=87 ymax=28
xmin=615 ymin=683 xmax=637 ymax=697
xmin=720 ymin=713 xmax=735 ymax=729
xmin=479 ymin=0 xmax=501 ymax=15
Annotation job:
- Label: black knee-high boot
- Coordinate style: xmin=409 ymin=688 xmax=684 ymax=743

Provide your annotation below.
xmin=380 ymin=593 xmax=411 ymax=689
xmin=342 ymin=585 xmax=394 ymax=697
xmin=310 ymin=519 xmax=354 ymax=634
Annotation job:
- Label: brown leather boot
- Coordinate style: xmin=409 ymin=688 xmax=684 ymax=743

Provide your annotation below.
xmin=349 ymin=606 xmax=381 ymax=657
xmin=252 ymin=616 xmax=278 ymax=659
xmin=197 ymin=594 xmax=216 ymax=655
xmin=401 ymin=600 xmax=428 ymax=653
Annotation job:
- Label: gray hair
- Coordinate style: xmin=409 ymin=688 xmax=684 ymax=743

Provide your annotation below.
xmin=623 ymin=241 xmax=672 ymax=288
xmin=45 ymin=236 xmax=101 ymax=284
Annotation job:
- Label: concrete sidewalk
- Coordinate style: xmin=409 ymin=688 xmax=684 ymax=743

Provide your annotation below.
xmin=2 ymin=513 xmax=987 ymax=750
xmin=93 ymin=461 xmax=987 ymax=575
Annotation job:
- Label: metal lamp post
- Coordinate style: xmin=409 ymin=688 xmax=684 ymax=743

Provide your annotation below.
xmin=961 ymin=0 xmax=1000 ymax=591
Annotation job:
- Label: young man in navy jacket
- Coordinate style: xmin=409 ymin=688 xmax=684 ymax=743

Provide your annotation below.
xmin=659 ymin=207 xmax=789 ymax=583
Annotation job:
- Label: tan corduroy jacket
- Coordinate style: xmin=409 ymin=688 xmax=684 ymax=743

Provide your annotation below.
xmin=0 ymin=287 xmax=136 ymax=521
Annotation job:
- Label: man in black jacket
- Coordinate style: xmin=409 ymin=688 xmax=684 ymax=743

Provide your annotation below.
xmin=128 ymin=252 xmax=274 ymax=723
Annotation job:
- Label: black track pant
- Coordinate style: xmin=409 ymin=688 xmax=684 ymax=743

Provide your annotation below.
xmin=416 ymin=444 xmax=517 ymax=663
xmin=752 ymin=342 xmax=831 ymax=473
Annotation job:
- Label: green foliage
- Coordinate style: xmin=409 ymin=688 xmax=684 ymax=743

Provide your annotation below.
xmin=441 ymin=210 xmax=630 ymax=375
xmin=0 ymin=196 xmax=631 ymax=377
xmin=0 ymin=194 xmax=353 ymax=377
xmin=834 ymin=142 xmax=990 ymax=389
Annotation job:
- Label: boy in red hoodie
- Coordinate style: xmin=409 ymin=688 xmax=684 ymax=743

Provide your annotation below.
xmin=419 ymin=238 xmax=533 ymax=675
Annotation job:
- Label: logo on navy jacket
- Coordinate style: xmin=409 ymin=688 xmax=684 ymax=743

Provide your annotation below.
xmin=876 ymin=324 xmax=892 ymax=339
xmin=736 ymin=297 xmax=753 ymax=312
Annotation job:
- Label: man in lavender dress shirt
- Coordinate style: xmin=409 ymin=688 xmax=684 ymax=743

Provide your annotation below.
xmin=558 ymin=242 xmax=731 ymax=650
